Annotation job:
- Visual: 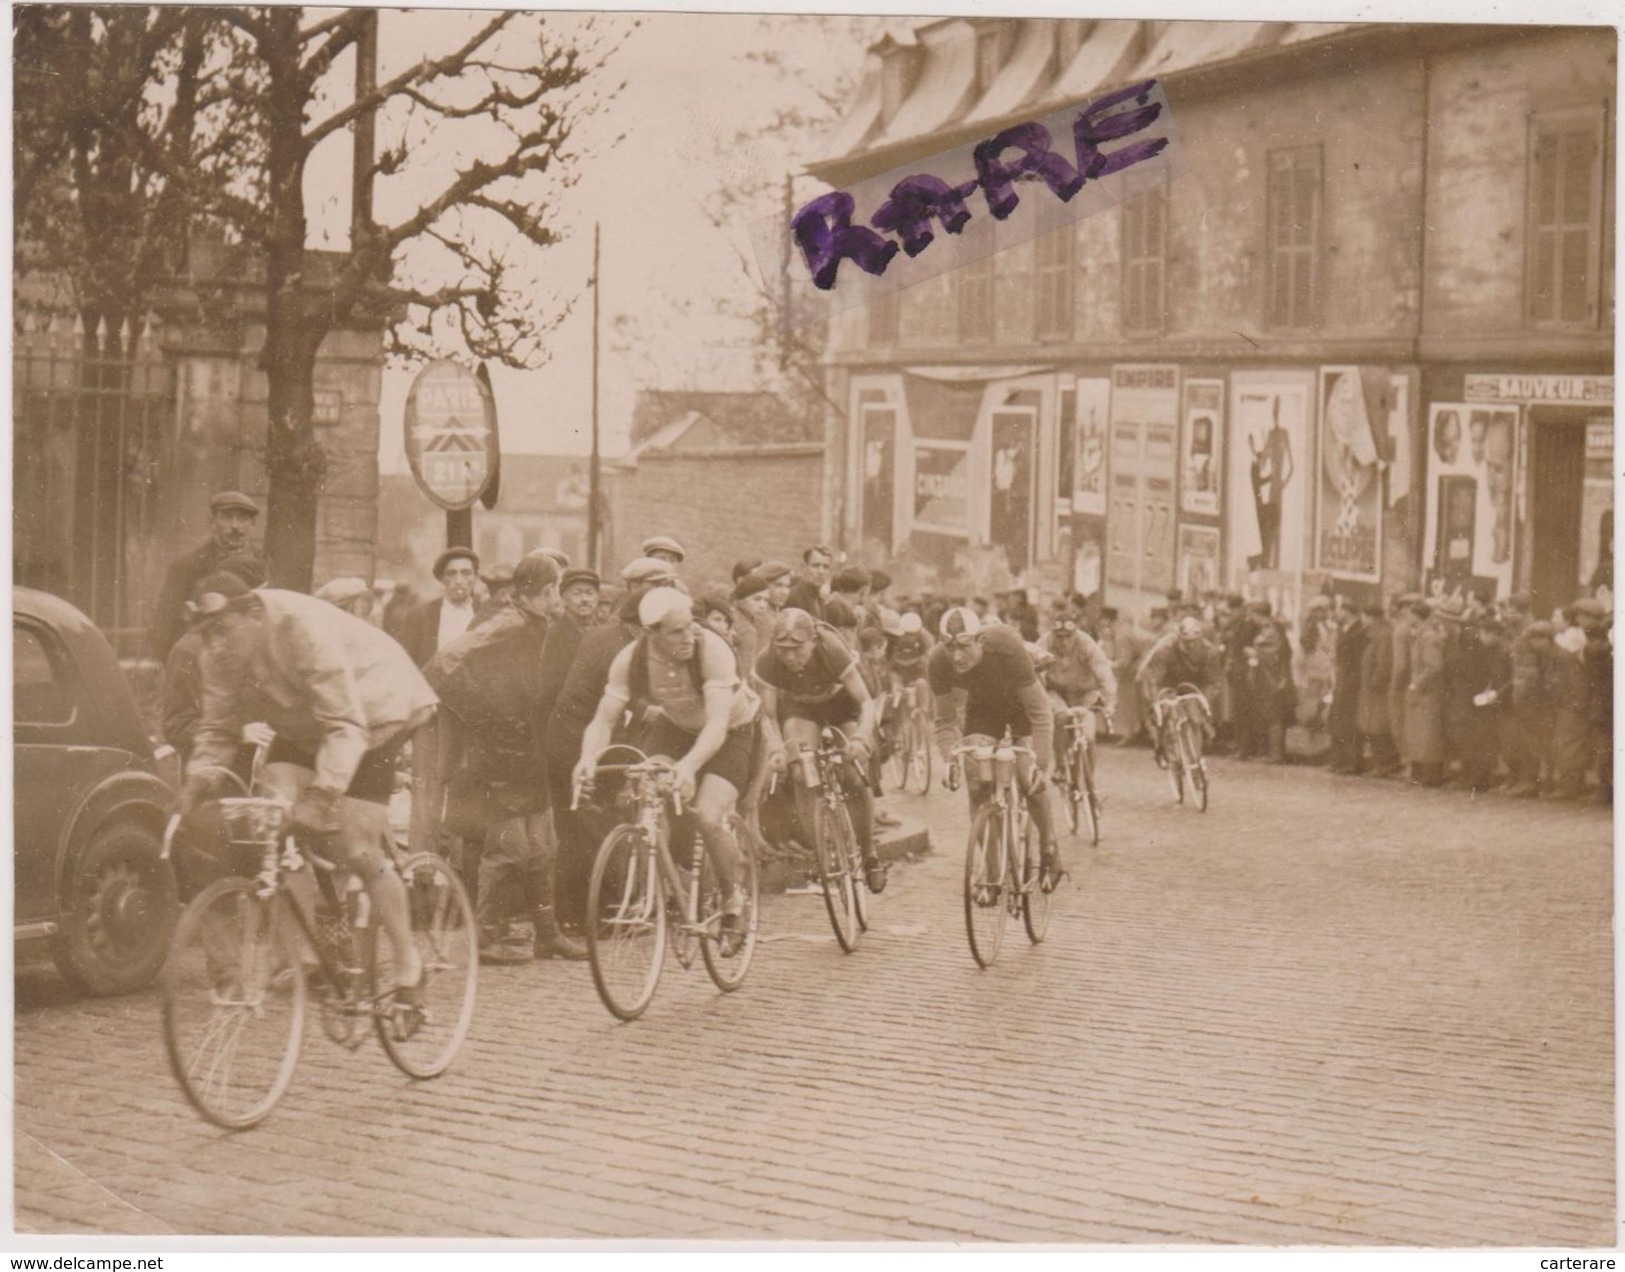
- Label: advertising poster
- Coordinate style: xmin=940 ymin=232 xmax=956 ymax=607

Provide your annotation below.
xmin=1107 ymin=365 xmax=1179 ymax=598
xmin=1420 ymin=403 xmax=1517 ymax=597
xmin=1177 ymin=524 xmax=1222 ymax=599
xmin=1179 ymin=379 xmax=1224 ymax=517
xmin=1228 ymin=370 xmax=1313 ymax=585
xmin=1314 ymin=366 xmax=1383 ymax=581
xmin=1073 ymin=377 xmax=1110 ymax=516
xmin=913 ymin=442 xmax=971 ymax=535
xmin=860 ymin=404 xmax=896 ymax=553
xmin=990 ymin=408 xmax=1036 ymax=573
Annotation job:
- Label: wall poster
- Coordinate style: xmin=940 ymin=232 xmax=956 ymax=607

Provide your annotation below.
xmin=1228 ymin=370 xmax=1313 ymax=585
xmin=859 ymin=403 xmax=897 ymax=554
xmin=990 ymin=408 xmax=1036 ymax=573
xmin=913 ymin=442 xmax=971 ymax=536
xmin=1073 ymin=376 xmax=1110 ymax=517
xmin=1177 ymin=524 xmax=1222 ymax=599
xmin=1314 ymin=366 xmax=1384 ymax=581
xmin=1179 ymin=379 xmax=1224 ymax=517
xmin=1420 ymin=402 xmax=1517 ymax=598
xmin=1107 ymin=365 xmax=1179 ymax=600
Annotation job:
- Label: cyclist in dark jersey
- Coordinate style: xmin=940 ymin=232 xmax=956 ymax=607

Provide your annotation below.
xmin=755 ymin=607 xmax=884 ymax=892
xmin=928 ymin=606 xmax=1063 ymax=884
xmin=1137 ymin=616 xmax=1224 ymax=766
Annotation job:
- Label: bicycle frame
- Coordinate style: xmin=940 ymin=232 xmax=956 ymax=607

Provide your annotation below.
xmin=948 ymin=733 xmax=1035 ymax=890
xmin=581 ymin=755 xmax=708 ymax=942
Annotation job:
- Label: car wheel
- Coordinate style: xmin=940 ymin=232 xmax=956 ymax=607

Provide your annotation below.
xmin=52 ymin=818 xmax=179 ymax=996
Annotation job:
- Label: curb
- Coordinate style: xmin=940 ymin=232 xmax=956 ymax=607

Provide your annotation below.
xmin=756 ymin=812 xmax=932 ymax=894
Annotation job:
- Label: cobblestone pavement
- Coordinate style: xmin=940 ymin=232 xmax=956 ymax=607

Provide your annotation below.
xmin=14 ymin=749 xmax=1613 ymax=1245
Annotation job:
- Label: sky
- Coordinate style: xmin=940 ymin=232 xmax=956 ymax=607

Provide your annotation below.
xmin=296 ymin=9 xmax=874 ymax=471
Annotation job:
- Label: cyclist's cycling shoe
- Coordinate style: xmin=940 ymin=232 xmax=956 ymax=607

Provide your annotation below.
xmin=1039 ymin=847 xmax=1067 ymax=893
xmin=717 ymin=907 xmax=746 ymax=957
xmin=383 ymin=968 xmax=427 ymax=1041
xmin=863 ymin=857 xmax=889 ymax=894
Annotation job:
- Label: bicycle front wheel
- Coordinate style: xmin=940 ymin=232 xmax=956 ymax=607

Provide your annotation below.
xmin=1059 ymin=742 xmax=1081 ymax=835
xmin=906 ymin=712 xmax=933 ymax=794
xmin=1184 ymin=724 xmax=1210 ymax=813
xmin=1079 ymin=743 xmax=1101 ymax=846
xmin=812 ymin=795 xmax=862 ymax=953
xmin=700 ymin=815 xmax=760 ymax=992
xmin=162 ymin=879 xmax=304 ymax=1130
xmin=374 ymin=852 xmax=478 ymax=1080
xmin=587 ymin=826 xmax=667 ymax=1021
xmin=1165 ymin=729 xmax=1185 ymax=805
xmin=964 ymin=804 xmax=1008 ymax=968
xmin=1021 ymin=814 xmax=1051 ymax=944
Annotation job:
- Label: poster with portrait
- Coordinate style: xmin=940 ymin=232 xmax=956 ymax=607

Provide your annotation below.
xmin=1420 ymin=402 xmax=1518 ymax=598
xmin=1179 ymin=379 xmax=1224 ymax=517
xmin=859 ymin=404 xmax=896 ymax=553
xmin=1227 ymin=370 xmax=1313 ymax=585
xmin=1177 ymin=524 xmax=1222 ymax=599
xmin=990 ymin=408 xmax=1035 ymax=572
xmin=1314 ymin=366 xmax=1383 ymax=581
xmin=1072 ymin=377 xmax=1110 ymax=516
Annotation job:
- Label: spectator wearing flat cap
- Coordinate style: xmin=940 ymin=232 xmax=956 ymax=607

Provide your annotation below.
xmin=315 ymin=576 xmax=375 ymax=622
xmin=150 ymin=490 xmax=266 ymax=663
xmin=731 ymin=573 xmax=773 ymax=688
xmin=1508 ymin=620 xmax=1562 ymax=796
xmin=400 ymin=548 xmax=481 ymax=667
xmin=535 ymin=569 xmax=601 ymax=738
xmin=640 ymin=535 xmax=687 ymax=568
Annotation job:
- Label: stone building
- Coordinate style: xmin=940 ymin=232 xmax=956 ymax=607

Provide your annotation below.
xmin=807 ymin=20 xmax=1614 ymax=621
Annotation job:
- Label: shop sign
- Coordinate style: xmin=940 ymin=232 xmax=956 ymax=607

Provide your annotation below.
xmin=1586 ymin=421 xmax=1613 ymax=461
xmin=1463 ymin=374 xmax=1613 ymax=404
xmin=404 ymin=360 xmax=498 ymax=511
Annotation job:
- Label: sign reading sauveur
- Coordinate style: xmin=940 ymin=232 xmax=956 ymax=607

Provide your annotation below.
xmin=404 ymin=360 xmax=499 ymax=511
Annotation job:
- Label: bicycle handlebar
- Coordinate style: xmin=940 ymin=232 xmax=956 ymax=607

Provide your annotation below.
xmin=573 ymin=750 xmax=685 ymax=816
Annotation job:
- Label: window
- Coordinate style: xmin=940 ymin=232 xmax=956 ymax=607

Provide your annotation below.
xmin=1033 ymin=228 xmax=1075 ymax=341
xmin=1265 ymin=145 xmax=1321 ymax=330
xmin=958 ymin=256 xmax=994 ymax=343
xmin=14 ymin=624 xmax=72 ymax=725
xmin=869 ymin=290 xmax=900 ymax=347
xmin=975 ymin=23 xmax=1012 ymax=96
xmin=1121 ymin=186 xmax=1167 ymax=333
xmin=1528 ymin=110 xmax=1605 ymax=328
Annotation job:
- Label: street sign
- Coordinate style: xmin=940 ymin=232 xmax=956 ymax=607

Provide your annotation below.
xmin=403 ymin=360 xmax=498 ymax=511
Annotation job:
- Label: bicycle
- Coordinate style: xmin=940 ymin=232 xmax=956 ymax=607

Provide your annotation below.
xmin=946 ymin=731 xmax=1051 ymax=968
xmin=789 ymin=725 xmax=873 ymax=953
xmin=579 ymin=749 xmax=760 ymax=1022
xmin=159 ymin=762 xmax=477 ymax=1130
xmin=882 ymin=681 xmax=933 ymax=795
xmin=1056 ymin=703 xmax=1111 ymax=845
xmin=1154 ymin=684 xmax=1213 ymax=813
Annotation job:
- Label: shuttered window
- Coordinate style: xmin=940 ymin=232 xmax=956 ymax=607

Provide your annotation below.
xmin=1528 ymin=110 xmax=1605 ymax=328
xmin=1265 ymin=145 xmax=1321 ymax=330
xmin=958 ymin=256 xmax=994 ymax=344
xmin=1033 ymin=228 xmax=1074 ymax=342
xmin=1121 ymin=186 xmax=1167 ymax=334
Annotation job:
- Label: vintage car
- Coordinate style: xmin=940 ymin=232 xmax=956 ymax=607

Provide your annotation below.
xmin=14 ymin=587 xmax=180 ymax=994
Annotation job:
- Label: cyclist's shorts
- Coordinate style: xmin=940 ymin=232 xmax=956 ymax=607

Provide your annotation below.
xmin=641 ymin=715 xmax=756 ymax=794
xmin=781 ymin=690 xmax=862 ymax=733
xmin=266 ymin=733 xmax=408 ymax=805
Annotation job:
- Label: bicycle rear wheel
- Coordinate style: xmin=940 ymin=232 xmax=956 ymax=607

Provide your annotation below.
xmin=1059 ymin=742 xmax=1081 ymax=835
xmin=906 ymin=711 xmax=933 ymax=794
xmin=587 ymin=826 xmax=667 ymax=1021
xmin=811 ymin=794 xmax=861 ymax=952
xmin=964 ymin=804 xmax=1007 ymax=968
xmin=700 ymin=815 xmax=760 ymax=991
xmin=162 ymin=878 xmax=304 ymax=1130
xmin=1021 ymin=814 xmax=1051 ymax=944
xmin=374 ymin=853 xmax=478 ymax=1079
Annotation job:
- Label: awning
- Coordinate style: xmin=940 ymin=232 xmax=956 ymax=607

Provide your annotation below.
xmin=872 ymin=19 xmax=977 ymax=149
xmin=821 ymin=69 xmax=884 ymax=161
xmin=1130 ymin=21 xmax=1289 ymax=80
xmin=964 ymin=20 xmax=1060 ymax=125
xmin=1048 ymin=19 xmax=1145 ymax=104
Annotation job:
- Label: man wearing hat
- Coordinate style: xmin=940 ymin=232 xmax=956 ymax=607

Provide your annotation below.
xmin=753 ymin=561 xmax=794 ymax=611
xmin=400 ymin=547 xmax=481 ymax=667
xmin=150 ymin=490 xmax=265 ymax=662
xmin=640 ymin=535 xmax=687 ymax=568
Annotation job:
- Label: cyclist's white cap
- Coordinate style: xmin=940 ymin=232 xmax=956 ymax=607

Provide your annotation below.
xmin=879 ymin=606 xmax=905 ymax=637
xmin=939 ymin=606 xmax=983 ymax=640
xmin=638 ymin=586 xmax=693 ymax=629
xmin=772 ymin=607 xmax=819 ymax=646
xmin=899 ymin=611 xmax=924 ymax=635
xmin=1177 ymin=616 xmax=1205 ymax=639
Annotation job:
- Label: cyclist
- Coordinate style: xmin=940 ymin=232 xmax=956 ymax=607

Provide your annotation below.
xmin=175 ymin=574 xmax=439 ymax=999
xmin=886 ymin=610 xmax=934 ymax=695
xmin=754 ymin=607 xmax=885 ymax=893
xmin=1039 ymin=615 xmax=1117 ymax=780
xmin=1138 ymin=615 xmax=1224 ymax=766
xmin=572 ymin=586 xmax=760 ymax=939
xmin=928 ymin=607 xmax=1063 ymax=885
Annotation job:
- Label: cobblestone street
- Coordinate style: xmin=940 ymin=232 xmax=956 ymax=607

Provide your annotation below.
xmin=14 ymin=748 xmax=1613 ymax=1245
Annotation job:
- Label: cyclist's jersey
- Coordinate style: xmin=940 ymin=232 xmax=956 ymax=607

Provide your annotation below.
xmin=927 ymin=624 xmax=1040 ymax=740
xmin=887 ymin=629 xmax=933 ymax=678
xmin=602 ymin=625 xmax=758 ymax=734
xmin=1139 ymin=631 xmax=1223 ymax=698
xmin=1040 ymin=630 xmax=1117 ymax=704
xmin=754 ymin=627 xmax=855 ymax=708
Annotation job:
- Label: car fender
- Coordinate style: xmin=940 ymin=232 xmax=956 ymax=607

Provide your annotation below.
xmin=54 ymin=766 xmax=173 ymax=909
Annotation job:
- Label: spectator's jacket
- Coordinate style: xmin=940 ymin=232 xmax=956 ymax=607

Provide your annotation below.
xmin=544 ymin=619 xmax=640 ymax=764
xmin=1138 ymin=631 xmax=1223 ymax=698
xmin=424 ymin=603 xmax=550 ymax=785
xmin=536 ymin=612 xmax=593 ymax=729
xmin=190 ymin=589 xmax=437 ymax=792
xmin=785 ymin=579 xmax=826 ymax=621
xmin=1357 ymin=617 xmax=1393 ymax=737
xmin=1510 ymin=638 xmax=1561 ymax=717
xmin=1039 ymin=630 xmax=1118 ymax=706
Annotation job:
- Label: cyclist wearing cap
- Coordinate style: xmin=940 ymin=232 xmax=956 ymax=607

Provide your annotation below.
xmin=754 ymin=607 xmax=885 ymax=893
xmin=928 ymin=607 xmax=1063 ymax=882
xmin=1138 ymin=616 xmax=1224 ymax=764
xmin=573 ymin=587 xmax=760 ymax=936
xmin=1039 ymin=615 xmax=1117 ymax=764
xmin=886 ymin=611 xmax=934 ymax=688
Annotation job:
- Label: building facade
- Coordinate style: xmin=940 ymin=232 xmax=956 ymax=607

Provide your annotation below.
xmin=810 ymin=20 xmax=1614 ymax=623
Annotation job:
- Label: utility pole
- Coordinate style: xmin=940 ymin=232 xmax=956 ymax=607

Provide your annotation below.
xmin=587 ymin=221 xmax=601 ymax=572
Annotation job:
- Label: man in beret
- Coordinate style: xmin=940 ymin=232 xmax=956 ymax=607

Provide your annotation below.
xmin=400 ymin=547 xmax=481 ymax=667
xmin=753 ymin=561 xmax=794 ymax=611
xmin=150 ymin=490 xmax=266 ymax=662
